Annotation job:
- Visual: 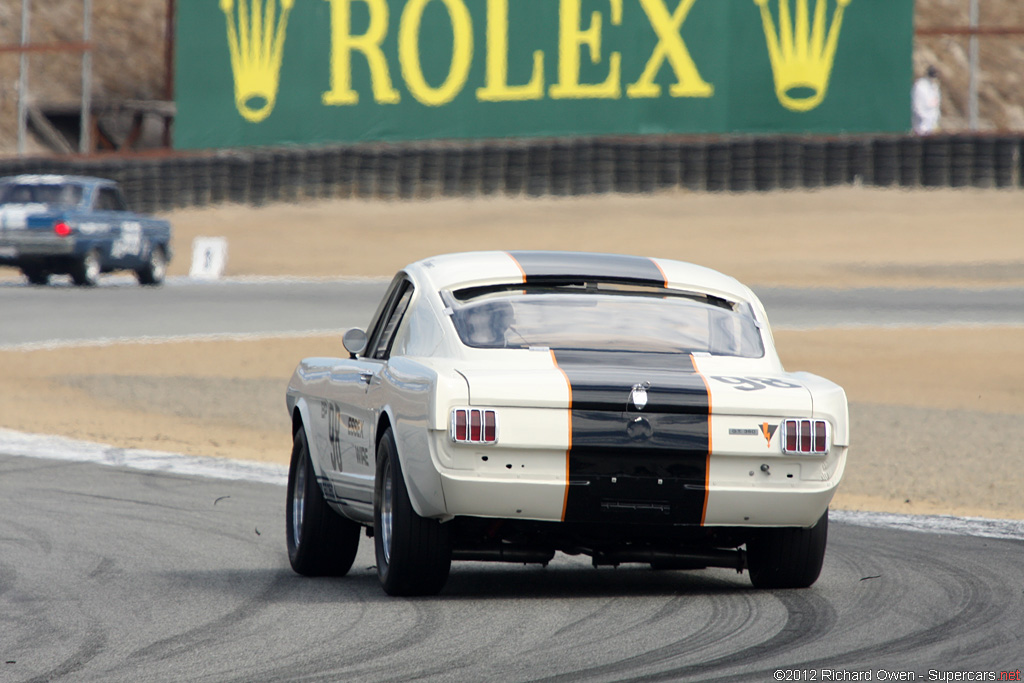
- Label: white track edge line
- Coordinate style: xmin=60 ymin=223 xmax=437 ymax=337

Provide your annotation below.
xmin=0 ymin=428 xmax=286 ymax=486
xmin=830 ymin=509 xmax=1024 ymax=543
xmin=773 ymin=322 xmax=1024 ymax=332
xmin=0 ymin=329 xmax=348 ymax=352
xmin=0 ymin=274 xmax=392 ymax=288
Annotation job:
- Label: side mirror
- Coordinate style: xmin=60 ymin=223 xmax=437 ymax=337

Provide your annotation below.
xmin=342 ymin=328 xmax=367 ymax=358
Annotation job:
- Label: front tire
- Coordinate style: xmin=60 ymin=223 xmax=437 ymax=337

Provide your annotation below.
xmin=374 ymin=427 xmax=451 ymax=596
xmin=136 ymin=246 xmax=166 ymax=286
xmin=747 ymin=509 xmax=829 ymax=589
xmin=286 ymin=427 xmax=360 ymax=577
xmin=71 ymin=250 xmax=101 ymax=287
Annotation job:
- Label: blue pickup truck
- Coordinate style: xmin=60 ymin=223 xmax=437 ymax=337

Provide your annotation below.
xmin=0 ymin=175 xmax=172 ymax=286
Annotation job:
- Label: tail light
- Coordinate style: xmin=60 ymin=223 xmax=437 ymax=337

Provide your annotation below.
xmin=450 ymin=408 xmax=498 ymax=444
xmin=53 ymin=221 xmax=72 ymax=237
xmin=450 ymin=409 xmax=497 ymax=446
xmin=782 ymin=419 xmax=830 ymax=454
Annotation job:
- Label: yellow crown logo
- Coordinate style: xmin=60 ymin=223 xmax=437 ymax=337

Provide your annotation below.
xmin=753 ymin=0 xmax=852 ymax=112
xmin=221 ymin=0 xmax=295 ymax=123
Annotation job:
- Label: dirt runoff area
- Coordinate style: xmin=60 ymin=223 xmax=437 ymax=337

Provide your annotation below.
xmin=2 ymin=187 xmax=1023 ymax=520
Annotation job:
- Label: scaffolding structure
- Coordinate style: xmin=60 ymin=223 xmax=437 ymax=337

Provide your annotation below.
xmin=916 ymin=0 xmax=1024 ymax=131
xmin=1 ymin=0 xmax=176 ymax=157
xmin=0 ymin=0 xmax=92 ymax=155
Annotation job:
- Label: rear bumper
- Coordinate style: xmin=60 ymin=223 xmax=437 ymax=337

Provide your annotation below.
xmin=0 ymin=235 xmax=76 ymax=263
xmin=703 ymin=446 xmax=847 ymax=527
xmin=702 ymin=481 xmax=839 ymax=527
xmin=429 ymin=436 xmax=846 ymax=529
xmin=432 ymin=432 xmax=569 ymax=522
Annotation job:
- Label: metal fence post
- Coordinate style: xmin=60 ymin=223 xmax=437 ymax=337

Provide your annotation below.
xmin=80 ymin=0 xmax=92 ymax=154
xmin=17 ymin=0 xmax=30 ymax=156
xmin=968 ymin=0 xmax=979 ymax=132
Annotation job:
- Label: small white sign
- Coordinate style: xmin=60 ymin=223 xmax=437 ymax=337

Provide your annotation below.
xmin=190 ymin=237 xmax=228 ymax=280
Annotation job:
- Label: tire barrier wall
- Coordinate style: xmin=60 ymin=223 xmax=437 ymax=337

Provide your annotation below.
xmin=1 ymin=134 xmax=1021 ymax=213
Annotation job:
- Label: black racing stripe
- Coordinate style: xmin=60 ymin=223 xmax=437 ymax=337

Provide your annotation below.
xmin=508 ymin=251 xmax=666 ymax=287
xmin=553 ymin=350 xmax=710 ymax=526
xmin=553 ymin=351 xmax=708 ymax=414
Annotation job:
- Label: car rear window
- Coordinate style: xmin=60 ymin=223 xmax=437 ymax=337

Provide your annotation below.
xmin=0 ymin=183 xmax=84 ymax=208
xmin=445 ymin=286 xmax=764 ymax=358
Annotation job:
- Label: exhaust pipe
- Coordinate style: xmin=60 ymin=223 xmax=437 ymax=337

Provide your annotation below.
xmin=450 ymin=545 xmax=746 ymax=572
xmin=592 ymin=548 xmax=747 ymax=572
xmin=452 ymin=546 xmax=556 ymax=564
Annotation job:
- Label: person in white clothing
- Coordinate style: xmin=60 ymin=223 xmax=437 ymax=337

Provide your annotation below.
xmin=912 ymin=66 xmax=941 ymax=135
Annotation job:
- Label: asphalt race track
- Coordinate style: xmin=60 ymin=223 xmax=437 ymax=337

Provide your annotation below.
xmin=1 ymin=454 xmax=1022 ymax=682
xmin=0 ymin=277 xmax=388 ymax=349
xmin=2 ymin=278 xmax=1024 ymax=681
xmin=2 ymin=277 xmax=1024 ymax=349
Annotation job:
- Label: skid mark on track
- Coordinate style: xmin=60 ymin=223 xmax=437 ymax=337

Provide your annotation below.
xmin=21 ymin=633 xmax=107 ymax=683
xmin=521 ymin=587 xmax=765 ymax=683
xmin=698 ymin=529 xmax=1024 ymax=681
xmin=768 ymin=533 xmax=1016 ymax=672
xmin=235 ymin=590 xmax=448 ymax=683
xmin=128 ymin=571 xmax=292 ymax=664
xmin=618 ymin=591 xmax=837 ymax=683
xmin=0 ymin=561 xmax=16 ymax=599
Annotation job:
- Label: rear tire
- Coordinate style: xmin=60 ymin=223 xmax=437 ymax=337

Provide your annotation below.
xmin=71 ymin=250 xmax=101 ymax=287
xmin=286 ymin=427 xmax=360 ymax=577
xmin=747 ymin=510 xmax=829 ymax=589
xmin=136 ymin=245 xmax=166 ymax=286
xmin=374 ymin=427 xmax=451 ymax=596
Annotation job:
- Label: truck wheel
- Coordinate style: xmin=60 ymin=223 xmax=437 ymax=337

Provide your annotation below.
xmin=747 ymin=510 xmax=829 ymax=589
xmin=22 ymin=268 xmax=50 ymax=286
xmin=286 ymin=427 xmax=360 ymax=577
xmin=136 ymin=246 xmax=166 ymax=286
xmin=71 ymin=250 xmax=101 ymax=287
xmin=374 ymin=427 xmax=451 ymax=596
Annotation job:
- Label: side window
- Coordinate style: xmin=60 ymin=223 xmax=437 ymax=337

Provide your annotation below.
xmin=398 ymin=302 xmax=445 ymax=357
xmin=59 ymin=184 xmax=84 ymax=207
xmin=369 ymin=282 xmax=414 ymax=360
xmin=96 ymin=188 xmax=127 ymax=212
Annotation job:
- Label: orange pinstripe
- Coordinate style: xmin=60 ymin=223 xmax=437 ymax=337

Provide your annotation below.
xmin=550 ymin=349 xmax=573 ymax=521
xmin=506 ymin=251 xmax=527 ymax=283
xmin=689 ymin=354 xmax=713 ymax=526
xmin=650 ymin=258 xmax=669 ymax=288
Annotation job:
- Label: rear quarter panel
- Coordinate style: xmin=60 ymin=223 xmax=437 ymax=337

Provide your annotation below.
xmin=382 ymin=356 xmax=451 ymax=518
xmin=695 ymin=359 xmax=849 ymax=527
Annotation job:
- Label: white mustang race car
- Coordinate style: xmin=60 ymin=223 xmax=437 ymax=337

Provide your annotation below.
xmin=285 ymin=251 xmax=848 ymax=596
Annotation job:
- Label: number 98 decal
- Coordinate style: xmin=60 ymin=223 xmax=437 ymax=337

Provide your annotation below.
xmin=711 ymin=376 xmax=802 ymax=392
xmin=321 ymin=400 xmax=344 ymax=471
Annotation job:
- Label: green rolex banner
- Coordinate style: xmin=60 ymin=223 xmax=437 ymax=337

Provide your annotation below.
xmin=174 ymin=0 xmax=913 ymax=149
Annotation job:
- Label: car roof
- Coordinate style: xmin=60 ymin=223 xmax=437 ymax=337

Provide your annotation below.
xmin=0 ymin=175 xmax=115 ymax=188
xmin=407 ymin=251 xmax=756 ymax=304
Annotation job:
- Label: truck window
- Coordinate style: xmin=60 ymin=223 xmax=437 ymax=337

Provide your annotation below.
xmin=96 ymin=188 xmax=128 ymax=212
